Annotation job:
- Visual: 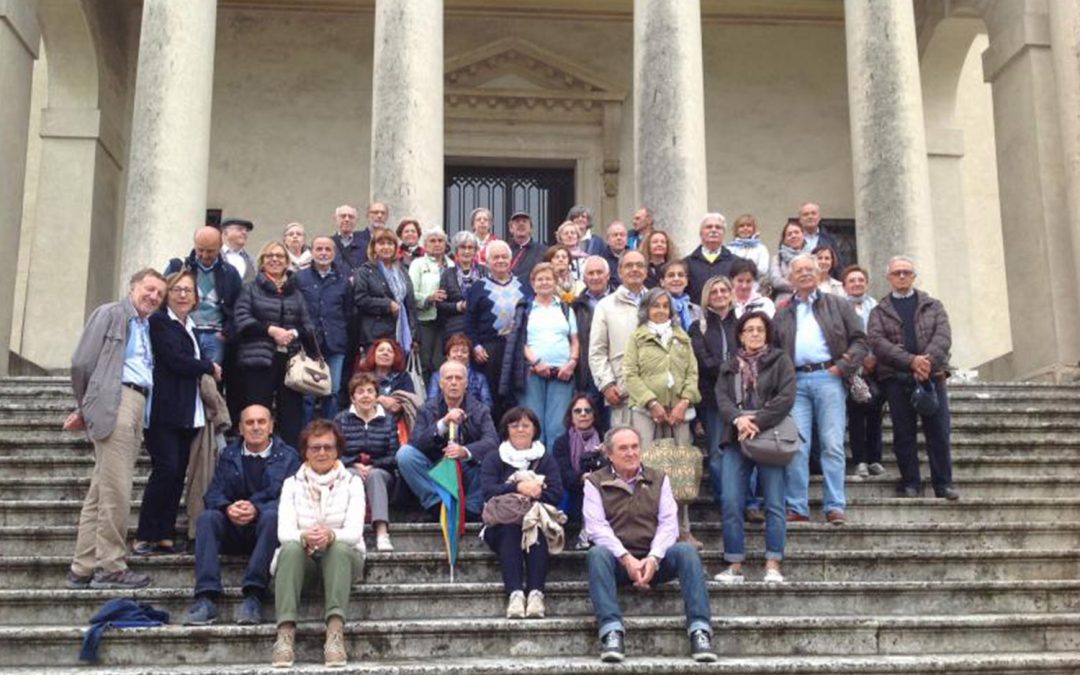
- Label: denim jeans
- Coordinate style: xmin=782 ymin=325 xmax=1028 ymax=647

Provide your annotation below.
xmin=706 ymin=405 xmax=762 ymax=512
xmin=302 ymin=352 xmax=346 ymax=425
xmin=586 ymin=543 xmax=712 ymax=639
xmin=395 ymin=444 xmax=484 ymax=515
xmin=786 ymin=369 xmax=847 ymax=516
xmin=720 ymin=444 xmax=786 ymax=562
xmin=883 ymin=377 xmax=953 ymax=491
xmin=521 ymin=372 xmax=575 ymax=450
xmin=193 ymin=509 xmax=278 ymax=598
xmin=194 ymin=329 xmax=225 ymax=365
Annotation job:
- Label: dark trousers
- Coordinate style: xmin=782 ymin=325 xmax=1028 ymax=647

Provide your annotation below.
xmin=883 ymin=377 xmax=953 ymax=491
xmin=479 ymin=337 xmax=508 ymax=420
xmin=136 ymin=425 xmax=198 ymax=542
xmin=418 ymin=320 xmax=445 ymax=383
xmin=193 ymin=508 xmax=278 ymax=598
xmin=847 ymin=391 xmax=884 ymax=465
xmin=242 ymin=352 xmax=303 ymax=449
xmin=223 ymin=341 xmax=244 ymax=436
xmin=483 ymin=523 xmax=550 ymax=594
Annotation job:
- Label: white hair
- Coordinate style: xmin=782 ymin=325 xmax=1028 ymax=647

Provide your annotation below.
xmin=700 ymin=212 xmax=726 ymax=227
xmin=486 ymin=240 xmax=512 ymax=257
xmin=335 ymin=204 xmax=357 ymax=217
xmin=886 ymin=255 xmax=916 ymax=275
xmin=423 ymin=227 xmax=448 ymax=243
xmin=583 ymin=255 xmax=610 ymax=275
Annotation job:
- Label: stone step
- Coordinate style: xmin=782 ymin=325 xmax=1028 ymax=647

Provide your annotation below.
xmin=11 ymin=652 xmax=1080 ymax=675
xmin=1 ymin=579 xmax=1078 ymax=626
xmin=8 ymin=520 xmax=1075 ymax=557
xmin=2 ymin=548 xmax=1077 ymax=589
xmin=3 ymin=613 xmax=1079 ymax=667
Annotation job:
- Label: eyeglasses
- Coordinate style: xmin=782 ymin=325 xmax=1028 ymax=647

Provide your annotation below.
xmin=169 ymin=287 xmax=195 ymax=296
xmin=572 ymin=407 xmax=594 ymax=416
xmin=742 ymin=326 xmax=767 ymax=334
xmin=264 ymin=253 xmax=287 ymax=260
xmin=889 ymin=270 xmax=915 ymax=278
xmin=307 ymin=444 xmax=337 ymax=454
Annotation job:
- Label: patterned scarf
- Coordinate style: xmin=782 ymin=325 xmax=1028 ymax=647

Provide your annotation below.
xmin=729 ymin=235 xmax=761 ymax=249
xmin=736 ymin=346 xmax=767 ymax=406
xmin=568 ymin=426 xmax=600 ymax=473
xmin=778 ymin=244 xmax=803 ymax=265
xmin=298 ymin=460 xmax=351 ymax=523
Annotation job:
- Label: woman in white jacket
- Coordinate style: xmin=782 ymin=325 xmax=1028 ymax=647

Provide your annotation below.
xmin=271 ymin=419 xmax=366 ymax=669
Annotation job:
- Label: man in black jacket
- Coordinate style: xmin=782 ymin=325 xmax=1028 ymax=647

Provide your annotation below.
xmin=331 ymin=204 xmax=365 ymax=270
xmin=572 ymin=256 xmax=612 ymax=416
xmin=508 ymin=212 xmax=544 ymax=283
xmin=164 ymin=226 xmax=242 ymax=365
xmin=395 ymin=361 xmax=498 ymax=517
xmin=683 ymin=213 xmax=735 ymax=303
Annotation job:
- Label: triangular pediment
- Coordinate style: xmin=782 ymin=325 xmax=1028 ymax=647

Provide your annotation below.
xmin=445 ymin=38 xmax=626 ymax=101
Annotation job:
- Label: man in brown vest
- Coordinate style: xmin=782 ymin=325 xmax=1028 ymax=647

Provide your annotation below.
xmin=582 ymin=426 xmax=716 ymax=663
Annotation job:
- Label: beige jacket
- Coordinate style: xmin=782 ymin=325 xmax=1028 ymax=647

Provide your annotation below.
xmin=588 ymin=286 xmax=642 ymax=393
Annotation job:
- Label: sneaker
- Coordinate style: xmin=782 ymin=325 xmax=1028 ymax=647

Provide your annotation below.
xmin=745 ymin=507 xmax=765 ymax=524
xmin=182 ymin=596 xmax=219 ymax=626
xmin=376 ymin=533 xmax=394 ymax=552
xmin=599 ymin=629 xmax=625 ymax=662
xmin=713 ymin=566 xmax=745 ymax=584
xmin=235 ymin=594 xmax=263 ymax=625
xmin=826 ymin=509 xmax=847 ymax=526
xmin=132 ymin=540 xmax=156 ymax=556
xmin=506 ymin=590 xmax=525 ymax=619
xmin=854 ymin=462 xmax=869 ymax=478
xmin=271 ymin=627 xmax=295 ymax=668
xmin=689 ymin=629 xmax=717 ymax=662
xmin=90 ymin=568 xmax=150 ymax=590
xmin=525 ymin=590 xmax=545 ymax=618
xmin=763 ymin=567 xmax=785 ymax=584
xmin=868 ymin=462 xmax=886 ymax=476
xmin=571 ymin=531 xmax=591 ymax=550
xmin=935 ymin=485 xmax=960 ymax=501
xmin=324 ymin=618 xmax=347 ymax=667
xmin=65 ymin=569 xmax=92 ymax=590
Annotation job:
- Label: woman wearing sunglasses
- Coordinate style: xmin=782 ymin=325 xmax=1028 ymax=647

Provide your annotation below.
xmin=552 ymin=393 xmax=606 ymax=549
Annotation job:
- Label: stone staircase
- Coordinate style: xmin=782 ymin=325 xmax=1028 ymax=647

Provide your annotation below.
xmin=1 ymin=376 xmax=1079 ymax=673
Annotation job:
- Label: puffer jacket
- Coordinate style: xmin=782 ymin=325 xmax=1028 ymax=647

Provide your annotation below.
xmin=233 ymin=272 xmax=317 ymax=370
xmin=622 ymin=323 xmax=701 ymax=409
xmin=334 ymin=406 xmax=399 ymax=469
xmin=772 ymin=290 xmax=868 ymax=377
xmin=714 ymin=347 xmax=797 ymax=446
xmin=867 ymin=290 xmax=952 ymax=380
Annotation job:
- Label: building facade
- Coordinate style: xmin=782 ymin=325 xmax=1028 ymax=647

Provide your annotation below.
xmin=1 ymin=0 xmax=1078 ymax=381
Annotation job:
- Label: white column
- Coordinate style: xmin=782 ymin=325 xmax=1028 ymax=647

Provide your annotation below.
xmin=1049 ymin=0 xmax=1080 ymax=297
xmin=121 ymin=0 xmax=217 ymax=279
xmin=633 ymin=0 xmax=707 ymax=245
xmin=370 ymin=0 xmax=443 ymax=230
xmin=844 ymin=0 xmax=936 ymax=295
xmin=0 ymin=0 xmax=40 ymax=375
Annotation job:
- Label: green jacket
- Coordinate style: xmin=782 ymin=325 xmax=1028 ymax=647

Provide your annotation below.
xmin=623 ymin=323 xmax=701 ymax=410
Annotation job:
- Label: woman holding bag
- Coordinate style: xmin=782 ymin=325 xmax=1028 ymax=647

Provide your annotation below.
xmin=713 ymin=311 xmax=796 ymax=584
xmin=622 ymin=288 xmax=701 ymax=546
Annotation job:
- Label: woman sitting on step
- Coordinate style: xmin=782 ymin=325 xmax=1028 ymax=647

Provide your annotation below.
xmin=271 ymin=419 xmax=366 ymax=669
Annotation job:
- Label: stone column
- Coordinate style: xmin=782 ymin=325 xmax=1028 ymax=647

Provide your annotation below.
xmin=633 ymin=0 xmax=707 ymax=245
xmin=121 ymin=0 xmax=217 ymax=280
xmin=844 ymin=0 xmax=936 ymax=295
xmin=370 ymin=0 xmax=443 ymax=230
xmin=981 ymin=0 xmax=1080 ymax=381
xmin=0 ymin=0 xmax=40 ymax=375
xmin=1049 ymin=0 xmax=1080 ymax=296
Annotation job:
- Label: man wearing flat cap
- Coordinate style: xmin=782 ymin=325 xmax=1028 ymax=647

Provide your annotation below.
xmin=222 ymin=218 xmax=256 ymax=284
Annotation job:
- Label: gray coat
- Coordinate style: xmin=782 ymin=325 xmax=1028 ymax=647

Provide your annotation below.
xmin=70 ymin=297 xmax=139 ymax=441
xmin=773 ymin=291 xmax=868 ymax=377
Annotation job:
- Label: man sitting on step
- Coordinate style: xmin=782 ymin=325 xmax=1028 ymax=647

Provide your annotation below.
xmin=182 ymin=404 xmax=299 ymax=625
xmin=583 ymin=426 xmax=717 ymax=663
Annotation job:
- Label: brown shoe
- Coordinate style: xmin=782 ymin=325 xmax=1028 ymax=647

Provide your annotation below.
xmin=325 ymin=616 xmax=347 ymax=667
xmin=745 ymin=508 xmax=765 ymax=524
xmin=679 ymin=531 xmax=705 ymax=551
xmin=786 ymin=510 xmax=809 ymax=523
xmin=826 ymin=510 xmax=847 ymax=526
xmin=271 ymin=624 xmax=295 ymax=669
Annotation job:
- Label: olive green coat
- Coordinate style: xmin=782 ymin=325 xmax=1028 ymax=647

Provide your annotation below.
xmin=623 ymin=324 xmax=701 ymax=410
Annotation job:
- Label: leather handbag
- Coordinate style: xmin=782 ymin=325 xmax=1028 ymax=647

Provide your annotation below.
xmin=482 ymin=492 xmax=533 ymax=527
xmin=733 ymin=372 xmax=801 ymax=467
xmin=642 ymin=424 xmax=703 ymax=501
xmin=284 ymin=341 xmax=333 ymax=397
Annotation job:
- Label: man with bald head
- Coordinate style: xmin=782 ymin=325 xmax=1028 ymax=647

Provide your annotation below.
xmin=183 ymin=404 xmax=299 ymax=626
xmin=165 ymin=226 xmax=243 ymax=364
xmin=797 ymin=201 xmax=843 ymax=266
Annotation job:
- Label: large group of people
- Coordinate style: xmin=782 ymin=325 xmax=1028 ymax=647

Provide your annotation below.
xmin=61 ymin=200 xmax=959 ymax=667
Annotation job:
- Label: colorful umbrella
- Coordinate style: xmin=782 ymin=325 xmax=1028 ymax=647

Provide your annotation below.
xmin=427 ymin=423 xmax=466 ymax=581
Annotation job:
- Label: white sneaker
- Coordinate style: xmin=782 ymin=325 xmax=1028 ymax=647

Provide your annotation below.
xmin=376 ymin=533 xmax=394 ymax=552
xmin=506 ymin=590 xmax=526 ymax=619
xmin=855 ymin=462 xmax=869 ymax=478
xmin=763 ymin=567 xmax=785 ymax=584
xmin=868 ymin=462 xmax=886 ymax=476
xmin=713 ymin=566 xmax=745 ymax=584
xmin=525 ymin=590 xmax=545 ymax=618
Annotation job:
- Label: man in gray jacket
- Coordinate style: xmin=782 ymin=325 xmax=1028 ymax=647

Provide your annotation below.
xmin=64 ymin=268 xmax=167 ymax=590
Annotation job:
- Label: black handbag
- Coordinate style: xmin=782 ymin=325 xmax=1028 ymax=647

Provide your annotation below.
xmin=733 ymin=372 xmax=802 ymax=467
xmin=910 ymin=379 xmax=940 ymax=417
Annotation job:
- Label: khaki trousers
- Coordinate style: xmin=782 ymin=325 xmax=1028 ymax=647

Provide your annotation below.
xmin=70 ymin=387 xmax=145 ymax=575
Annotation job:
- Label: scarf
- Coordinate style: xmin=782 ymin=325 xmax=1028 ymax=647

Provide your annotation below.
xmin=568 ymin=426 xmax=600 ymax=473
xmin=265 ymin=271 xmax=287 ymax=294
xmin=647 ymin=320 xmax=673 ymax=348
xmin=669 ymin=293 xmax=695 ymax=331
xmin=778 ymin=244 xmax=803 ymax=264
xmin=729 ymin=235 xmax=761 ymax=249
xmin=736 ymin=346 xmax=767 ymax=405
xmin=298 ymin=460 xmax=351 ymax=523
xmin=499 ymin=440 xmax=546 ymax=470
xmin=287 ymin=248 xmax=312 ymax=270
xmin=456 ymin=264 xmax=482 ymax=297
xmin=379 ymin=261 xmax=413 ymax=350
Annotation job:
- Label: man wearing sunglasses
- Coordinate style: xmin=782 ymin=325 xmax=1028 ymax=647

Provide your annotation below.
xmin=867 ymin=256 xmax=958 ymax=500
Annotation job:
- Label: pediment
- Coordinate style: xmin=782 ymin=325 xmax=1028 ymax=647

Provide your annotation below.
xmin=445 ymin=38 xmax=626 ymax=109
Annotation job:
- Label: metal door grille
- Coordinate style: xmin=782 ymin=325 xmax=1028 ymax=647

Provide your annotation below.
xmin=445 ymin=165 xmax=575 ymax=243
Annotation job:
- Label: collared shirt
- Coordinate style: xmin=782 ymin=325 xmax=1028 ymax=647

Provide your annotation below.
xmin=168 ymin=307 xmax=206 ymax=428
xmin=700 ymin=246 xmax=723 ymax=263
xmin=622 ymin=286 xmax=644 ymax=305
xmin=224 ymin=247 xmax=247 ymax=279
xmin=804 ymin=230 xmax=820 ymax=251
xmin=582 ymin=465 xmax=678 ymax=560
xmin=847 ymin=294 xmax=878 ymax=331
xmin=122 ymin=316 xmax=154 ymax=390
xmin=792 ymin=291 xmax=832 ymax=367
xmin=339 ymin=234 xmax=353 ymax=248
xmin=586 ymin=290 xmax=606 ymax=309
xmin=891 ymin=289 xmax=915 ymax=299
xmin=242 ymin=440 xmax=273 ymax=459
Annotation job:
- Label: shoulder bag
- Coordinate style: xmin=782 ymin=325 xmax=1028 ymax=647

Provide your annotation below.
xmin=734 ymin=372 xmax=801 ymax=467
xmin=285 ymin=339 xmax=333 ymax=397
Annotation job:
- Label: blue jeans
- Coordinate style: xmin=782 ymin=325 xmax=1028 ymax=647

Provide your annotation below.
xmin=302 ymin=353 xmax=346 ymax=425
xmin=193 ymin=509 xmax=278 ymax=598
xmin=194 ymin=329 xmax=225 ymax=365
xmin=395 ymin=444 xmax=484 ymax=515
xmin=720 ymin=444 xmax=786 ymax=562
xmin=786 ymin=369 xmax=847 ymax=516
xmin=705 ymin=405 xmax=762 ymax=511
xmin=586 ymin=543 xmax=712 ymax=639
xmin=520 ymin=372 xmax=574 ymax=451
